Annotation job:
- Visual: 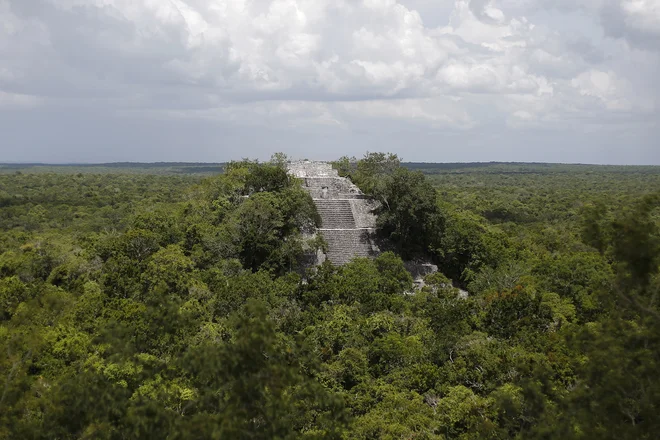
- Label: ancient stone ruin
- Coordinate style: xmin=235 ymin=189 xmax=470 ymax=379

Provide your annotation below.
xmin=288 ymin=161 xmax=380 ymax=265
xmin=288 ymin=161 xmax=444 ymax=290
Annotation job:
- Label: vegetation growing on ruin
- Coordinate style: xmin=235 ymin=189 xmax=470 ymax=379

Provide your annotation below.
xmin=1 ymin=155 xmax=659 ymax=439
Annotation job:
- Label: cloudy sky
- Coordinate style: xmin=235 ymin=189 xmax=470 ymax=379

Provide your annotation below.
xmin=1 ymin=0 xmax=658 ymax=164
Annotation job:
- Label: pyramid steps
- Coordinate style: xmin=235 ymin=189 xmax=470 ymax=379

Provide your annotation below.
xmin=315 ymin=199 xmax=356 ymax=229
xmin=288 ymin=161 xmax=380 ymax=265
xmin=320 ymin=229 xmax=375 ymax=265
xmin=303 ymin=177 xmax=349 ymax=188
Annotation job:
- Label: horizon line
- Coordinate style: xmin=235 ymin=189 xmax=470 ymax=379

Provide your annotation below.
xmin=1 ymin=161 xmax=658 ymax=167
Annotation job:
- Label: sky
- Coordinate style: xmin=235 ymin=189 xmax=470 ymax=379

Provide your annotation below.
xmin=0 ymin=0 xmax=658 ymax=164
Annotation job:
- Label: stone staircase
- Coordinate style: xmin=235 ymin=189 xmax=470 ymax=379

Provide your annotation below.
xmin=288 ymin=161 xmax=379 ymax=265
xmin=321 ymin=229 xmax=375 ymax=265
xmin=315 ymin=199 xmax=356 ymax=229
xmin=289 ymin=160 xmax=440 ymax=285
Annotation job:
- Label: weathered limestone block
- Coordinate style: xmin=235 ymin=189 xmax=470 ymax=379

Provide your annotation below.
xmin=349 ymin=199 xmax=379 ymax=229
xmin=288 ymin=161 xmax=338 ymax=178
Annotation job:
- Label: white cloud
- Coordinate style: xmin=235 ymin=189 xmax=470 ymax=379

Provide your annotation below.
xmin=2 ymin=0 xmax=555 ymax=101
xmin=0 ymin=90 xmax=42 ymax=109
xmin=571 ymin=69 xmax=631 ymax=110
xmin=604 ymin=0 xmax=660 ymax=48
xmin=0 ymin=0 xmax=657 ymax=163
xmin=521 ymin=0 xmax=660 ymax=50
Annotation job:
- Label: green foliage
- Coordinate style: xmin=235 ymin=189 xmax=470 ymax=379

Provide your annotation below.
xmin=532 ymin=252 xmax=612 ymax=321
xmin=189 ymin=159 xmax=321 ymax=275
xmin=0 ymin=276 xmax=29 ymax=320
xmin=331 ymin=156 xmax=356 ymax=178
xmin=374 ymin=168 xmax=443 ymax=259
xmin=437 ymin=207 xmax=512 ymax=283
xmin=610 ymin=193 xmax=660 ymax=290
xmin=348 ymin=153 xmax=444 ymax=260
xmin=1 ymin=160 xmax=659 ymax=439
xmin=561 ymin=318 xmax=660 ymax=439
xmin=482 ymin=285 xmax=553 ymax=339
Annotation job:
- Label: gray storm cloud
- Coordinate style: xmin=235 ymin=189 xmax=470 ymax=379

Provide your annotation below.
xmin=0 ymin=0 xmax=658 ymax=164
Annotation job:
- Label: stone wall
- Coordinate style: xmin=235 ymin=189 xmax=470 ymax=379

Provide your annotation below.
xmin=302 ymin=177 xmax=363 ymax=199
xmin=349 ymin=198 xmax=378 ymax=229
xmin=288 ymin=161 xmax=338 ymax=178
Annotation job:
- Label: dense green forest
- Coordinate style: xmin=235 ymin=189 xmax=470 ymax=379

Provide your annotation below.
xmin=1 ymin=155 xmax=659 ymax=439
